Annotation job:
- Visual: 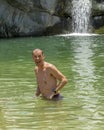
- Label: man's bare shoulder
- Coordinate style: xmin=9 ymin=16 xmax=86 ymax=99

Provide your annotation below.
xmin=45 ymin=62 xmax=57 ymax=70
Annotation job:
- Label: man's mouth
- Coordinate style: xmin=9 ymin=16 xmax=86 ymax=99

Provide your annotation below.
xmin=36 ymin=61 xmax=41 ymax=64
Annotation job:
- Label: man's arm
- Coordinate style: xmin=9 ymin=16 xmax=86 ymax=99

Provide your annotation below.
xmin=48 ymin=64 xmax=68 ymax=92
xmin=35 ymin=86 xmax=41 ymax=96
xmin=35 ymin=67 xmax=41 ymax=97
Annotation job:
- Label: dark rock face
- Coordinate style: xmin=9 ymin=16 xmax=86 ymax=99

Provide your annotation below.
xmin=92 ymin=0 xmax=104 ymax=33
xmin=0 ymin=0 xmax=71 ymax=37
xmin=0 ymin=0 xmax=104 ymax=37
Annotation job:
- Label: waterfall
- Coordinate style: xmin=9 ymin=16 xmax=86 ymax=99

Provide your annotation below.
xmin=72 ymin=0 xmax=92 ymax=33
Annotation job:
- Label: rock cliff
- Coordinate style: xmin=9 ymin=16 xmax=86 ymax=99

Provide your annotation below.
xmin=0 ymin=0 xmax=104 ymax=37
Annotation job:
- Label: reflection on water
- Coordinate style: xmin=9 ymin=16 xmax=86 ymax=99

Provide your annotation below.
xmin=72 ymin=37 xmax=96 ymax=84
xmin=71 ymin=37 xmax=103 ymax=130
xmin=0 ymin=36 xmax=104 ymax=130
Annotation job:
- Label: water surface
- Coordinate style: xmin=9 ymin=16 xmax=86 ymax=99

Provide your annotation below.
xmin=0 ymin=35 xmax=104 ymax=130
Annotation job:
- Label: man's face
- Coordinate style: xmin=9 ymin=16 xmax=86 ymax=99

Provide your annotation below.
xmin=32 ymin=50 xmax=44 ymax=66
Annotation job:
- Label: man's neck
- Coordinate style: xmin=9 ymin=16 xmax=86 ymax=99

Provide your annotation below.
xmin=38 ymin=61 xmax=45 ymax=70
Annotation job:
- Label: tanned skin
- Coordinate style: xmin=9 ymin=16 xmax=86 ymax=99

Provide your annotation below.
xmin=32 ymin=49 xmax=68 ymax=100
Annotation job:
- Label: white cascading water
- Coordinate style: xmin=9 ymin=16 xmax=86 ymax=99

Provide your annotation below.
xmin=72 ymin=0 xmax=92 ymax=33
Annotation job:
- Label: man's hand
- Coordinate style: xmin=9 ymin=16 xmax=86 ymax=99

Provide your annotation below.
xmin=47 ymin=92 xmax=55 ymax=99
xmin=47 ymin=90 xmax=60 ymax=100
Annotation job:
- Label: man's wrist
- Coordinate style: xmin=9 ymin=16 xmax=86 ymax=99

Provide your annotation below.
xmin=52 ymin=88 xmax=58 ymax=94
xmin=53 ymin=90 xmax=57 ymax=94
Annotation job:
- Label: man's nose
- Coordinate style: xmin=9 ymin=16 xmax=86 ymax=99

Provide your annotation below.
xmin=36 ymin=57 xmax=39 ymax=60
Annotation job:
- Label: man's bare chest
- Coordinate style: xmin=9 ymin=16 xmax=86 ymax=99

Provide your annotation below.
xmin=37 ymin=69 xmax=50 ymax=82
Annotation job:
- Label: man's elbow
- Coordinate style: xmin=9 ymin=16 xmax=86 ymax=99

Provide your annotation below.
xmin=63 ymin=77 xmax=68 ymax=84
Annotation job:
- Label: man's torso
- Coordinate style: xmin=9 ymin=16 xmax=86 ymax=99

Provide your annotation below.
xmin=36 ymin=63 xmax=57 ymax=98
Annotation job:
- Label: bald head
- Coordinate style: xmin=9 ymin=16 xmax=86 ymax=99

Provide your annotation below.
xmin=32 ymin=49 xmax=43 ymax=55
xmin=32 ymin=49 xmax=45 ymax=66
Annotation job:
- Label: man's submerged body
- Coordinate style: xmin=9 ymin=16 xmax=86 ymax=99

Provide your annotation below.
xmin=32 ymin=49 xmax=68 ymax=100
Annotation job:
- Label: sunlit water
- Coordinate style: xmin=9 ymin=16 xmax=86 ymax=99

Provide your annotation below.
xmin=0 ymin=35 xmax=104 ymax=130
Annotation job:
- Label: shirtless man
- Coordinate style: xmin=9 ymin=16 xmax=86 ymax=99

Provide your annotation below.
xmin=32 ymin=48 xmax=68 ymax=100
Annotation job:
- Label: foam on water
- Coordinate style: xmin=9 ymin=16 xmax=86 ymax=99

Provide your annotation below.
xmin=56 ymin=33 xmax=99 ymax=37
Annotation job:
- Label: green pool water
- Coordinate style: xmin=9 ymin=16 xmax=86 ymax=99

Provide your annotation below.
xmin=0 ymin=35 xmax=104 ymax=130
